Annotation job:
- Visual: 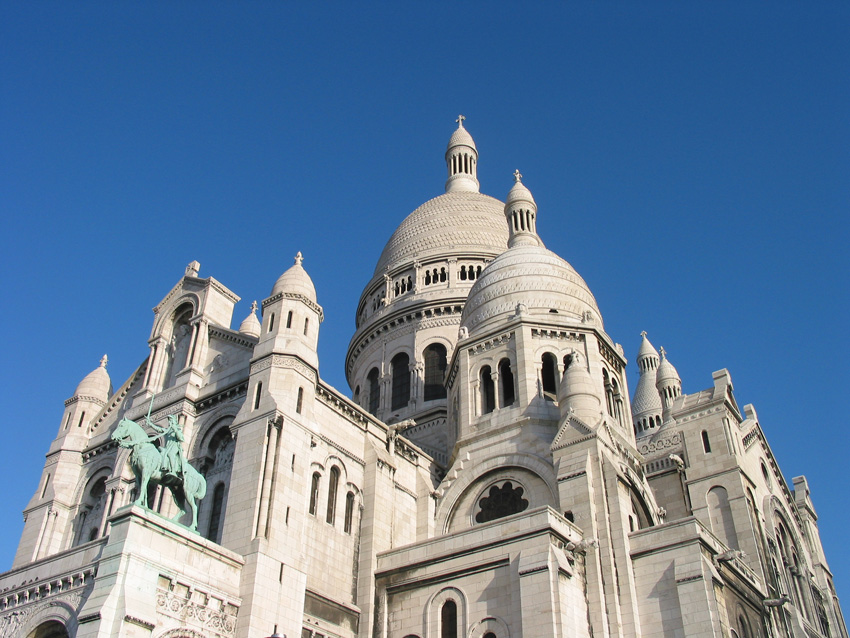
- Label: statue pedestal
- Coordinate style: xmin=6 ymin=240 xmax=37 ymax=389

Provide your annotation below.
xmin=76 ymin=505 xmax=244 ymax=638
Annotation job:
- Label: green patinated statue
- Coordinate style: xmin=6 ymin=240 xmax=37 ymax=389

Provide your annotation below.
xmin=111 ymin=410 xmax=207 ymax=533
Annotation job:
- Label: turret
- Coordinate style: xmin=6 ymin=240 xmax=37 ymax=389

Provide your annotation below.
xmin=656 ymin=346 xmax=682 ymax=423
xmin=255 ymin=252 xmax=323 ymax=371
xmin=445 ymin=114 xmax=479 ymax=193
xmin=632 ymin=332 xmax=663 ymax=436
xmin=14 ymin=356 xmax=113 ymax=567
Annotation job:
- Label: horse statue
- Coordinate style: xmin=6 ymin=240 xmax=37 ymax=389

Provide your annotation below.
xmin=112 ymin=416 xmax=207 ymax=532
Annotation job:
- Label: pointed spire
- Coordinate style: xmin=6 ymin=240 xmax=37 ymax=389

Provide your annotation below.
xmin=445 ymin=116 xmax=479 ymax=193
xmin=632 ymin=332 xmax=663 ymax=437
xmin=505 ymin=170 xmax=541 ymax=248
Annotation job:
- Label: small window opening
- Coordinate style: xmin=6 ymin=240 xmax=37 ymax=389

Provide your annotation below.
xmin=541 ymin=353 xmax=558 ymax=400
xmin=309 ymin=472 xmax=320 ymax=515
xmin=286 ymin=311 xmax=293 ymax=329
xmin=441 ymin=600 xmax=458 ymax=638
xmin=303 ymin=317 xmax=309 ymax=335
xmin=254 ymin=382 xmax=263 ymax=410
xmin=269 ymin=313 xmax=275 ymax=332
xmin=326 ymin=466 xmax=339 ymax=525
xmin=41 ymin=474 xmax=51 ymax=498
xmin=77 ymin=411 xmax=87 ymax=428
xmin=499 ymin=359 xmax=515 ymax=407
xmin=480 ymin=366 xmax=495 ymax=414
xmin=296 ymin=387 xmax=304 ymax=414
xmin=701 ymin=430 xmax=712 ymax=453
xmin=344 ymin=491 xmax=355 ymax=534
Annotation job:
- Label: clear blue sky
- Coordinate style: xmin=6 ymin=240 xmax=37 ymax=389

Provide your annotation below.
xmin=2 ymin=1 xmax=848 ymax=601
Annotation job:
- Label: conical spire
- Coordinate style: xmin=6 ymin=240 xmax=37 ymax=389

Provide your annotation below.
xmin=239 ymin=301 xmax=262 ymax=338
xmin=558 ymin=351 xmax=603 ymax=425
xmin=505 ymin=170 xmax=542 ymax=248
xmin=632 ymin=332 xmax=663 ymax=437
xmin=445 ymin=115 xmax=480 ymax=193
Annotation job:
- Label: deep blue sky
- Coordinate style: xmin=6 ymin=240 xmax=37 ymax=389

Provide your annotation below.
xmin=2 ymin=2 xmax=848 ymax=601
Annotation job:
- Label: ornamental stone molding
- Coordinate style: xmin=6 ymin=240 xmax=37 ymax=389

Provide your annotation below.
xmin=249 ymin=354 xmax=317 ymax=382
xmin=156 ymin=586 xmax=238 ymax=637
xmin=638 ymin=431 xmax=683 ymax=456
xmin=262 ymin=291 xmax=323 ymax=321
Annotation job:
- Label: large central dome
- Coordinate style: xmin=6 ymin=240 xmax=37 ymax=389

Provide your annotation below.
xmin=373 ymin=190 xmax=508 ymax=275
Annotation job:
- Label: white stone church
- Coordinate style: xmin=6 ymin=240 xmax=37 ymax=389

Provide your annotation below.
xmin=2 ymin=120 xmax=846 ymax=638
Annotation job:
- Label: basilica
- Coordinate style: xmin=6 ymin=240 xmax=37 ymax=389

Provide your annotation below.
xmin=2 ymin=120 xmax=846 ymax=638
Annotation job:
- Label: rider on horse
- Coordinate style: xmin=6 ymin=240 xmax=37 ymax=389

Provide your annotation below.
xmin=146 ymin=414 xmax=189 ymax=480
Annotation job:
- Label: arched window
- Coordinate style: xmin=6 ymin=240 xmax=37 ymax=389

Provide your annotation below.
xmin=206 ymin=482 xmax=226 ymax=543
xmin=367 ymin=367 xmax=380 ymax=415
xmin=541 ymin=353 xmax=558 ymax=400
xmin=254 ymin=382 xmax=263 ymax=410
xmin=499 ymin=358 xmax=515 ymax=407
xmin=475 ymin=481 xmax=528 ymax=523
xmin=344 ymin=491 xmax=355 ymax=534
xmin=391 ymin=353 xmax=410 ymax=410
xmin=309 ymin=472 xmax=320 ymax=515
xmin=702 ymin=430 xmax=712 ymax=453
xmin=441 ymin=599 xmax=457 ymax=638
xmin=326 ymin=467 xmax=339 ymax=524
xmin=480 ymin=366 xmax=495 ymax=414
xmin=424 ymin=344 xmax=448 ymax=401
xmin=707 ymin=486 xmax=738 ymax=549
xmin=296 ymin=387 xmax=304 ymax=414
xmin=484 ymin=633 xmax=497 ymax=638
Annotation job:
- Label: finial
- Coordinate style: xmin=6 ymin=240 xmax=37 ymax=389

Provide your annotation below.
xmin=640 ymin=330 xmax=647 ymax=339
xmin=185 ymin=260 xmax=201 ymax=277
xmin=513 ymin=169 xmax=522 ymax=183
xmin=250 ymin=300 xmax=258 ymax=313
xmin=294 ymin=251 xmax=303 ymax=266
xmin=99 ymin=354 xmax=108 ymax=368
xmin=659 ymin=346 xmax=667 ymax=358
xmin=456 ymin=114 xmax=466 ymax=128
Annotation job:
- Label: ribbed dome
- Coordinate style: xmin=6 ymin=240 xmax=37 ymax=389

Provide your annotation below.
xmin=460 ymin=245 xmax=602 ymax=334
xmin=271 ymin=252 xmax=317 ymax=302
xmin=74 ymin=355 xmax=111 ymax=402
xmin=373 ymin=191 xmax=509 ymax=274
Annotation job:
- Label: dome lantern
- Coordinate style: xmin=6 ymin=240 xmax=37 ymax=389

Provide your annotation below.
xmin=445 ymin=115 xmax=480 ymax=193
xmin=505 ymin=170 xmax=541 ymax=248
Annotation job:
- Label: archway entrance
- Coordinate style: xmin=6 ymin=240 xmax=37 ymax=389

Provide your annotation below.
xmin=27 ymin=621 xmax=70 ymax=638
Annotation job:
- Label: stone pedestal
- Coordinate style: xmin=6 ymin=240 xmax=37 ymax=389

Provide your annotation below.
xmin=76 ymin=505 xmax=244 ymax=638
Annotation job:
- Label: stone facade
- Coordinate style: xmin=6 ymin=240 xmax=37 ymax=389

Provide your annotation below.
xmin=3 ymin=120 xmax=846 ymax=638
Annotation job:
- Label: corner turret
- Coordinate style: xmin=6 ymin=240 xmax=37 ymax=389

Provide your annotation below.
xmin=445 ymin=115 xmax=480 ymax=193
xmin=656 ymin=346 xmax=682 ymax=423
xmin=632 ymin=332 xmax=663 ymax=436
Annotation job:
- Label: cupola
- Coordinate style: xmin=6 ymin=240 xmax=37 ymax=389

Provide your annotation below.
xmin=445 ymin=115 xmax=480 ymax=193
xmin=656 ymin=346 xmax=682 ymax=421
xmin=239 ymin=301 xmax=262 ymax=338
xmin=73 ymin=354 xmax=112 ymax=403
xmin=270 ymin=252 xmax=318 ymax=302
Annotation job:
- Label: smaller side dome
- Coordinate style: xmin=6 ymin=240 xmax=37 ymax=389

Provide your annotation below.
xmin=558 ymin=351 xmax=603 ymax=424
xmin=656 ymin=347 xmax=681 ymax=387
xmin=239 ymin=301 xmax=261 ymax=338
xmin=271 ymin=252 xmax=317 ymax=302
xmin=74 ymin=355 xmax=112 ymax=403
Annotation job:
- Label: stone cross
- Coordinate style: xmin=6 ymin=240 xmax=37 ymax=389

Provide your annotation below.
xmin=640 ymin=330 xmax=647 ymax=338
xmin=456 ymin=114 xmax=466 ymax=127
xmin=294 ymin=251 xmax=303 ymax=266
xmin=250 ymin=300 xmax=258 ymax=313
xmin=185 ymin=260 xmax=201 ymax=277
xmin=514 ymin=169 xmax=522 ymax=183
